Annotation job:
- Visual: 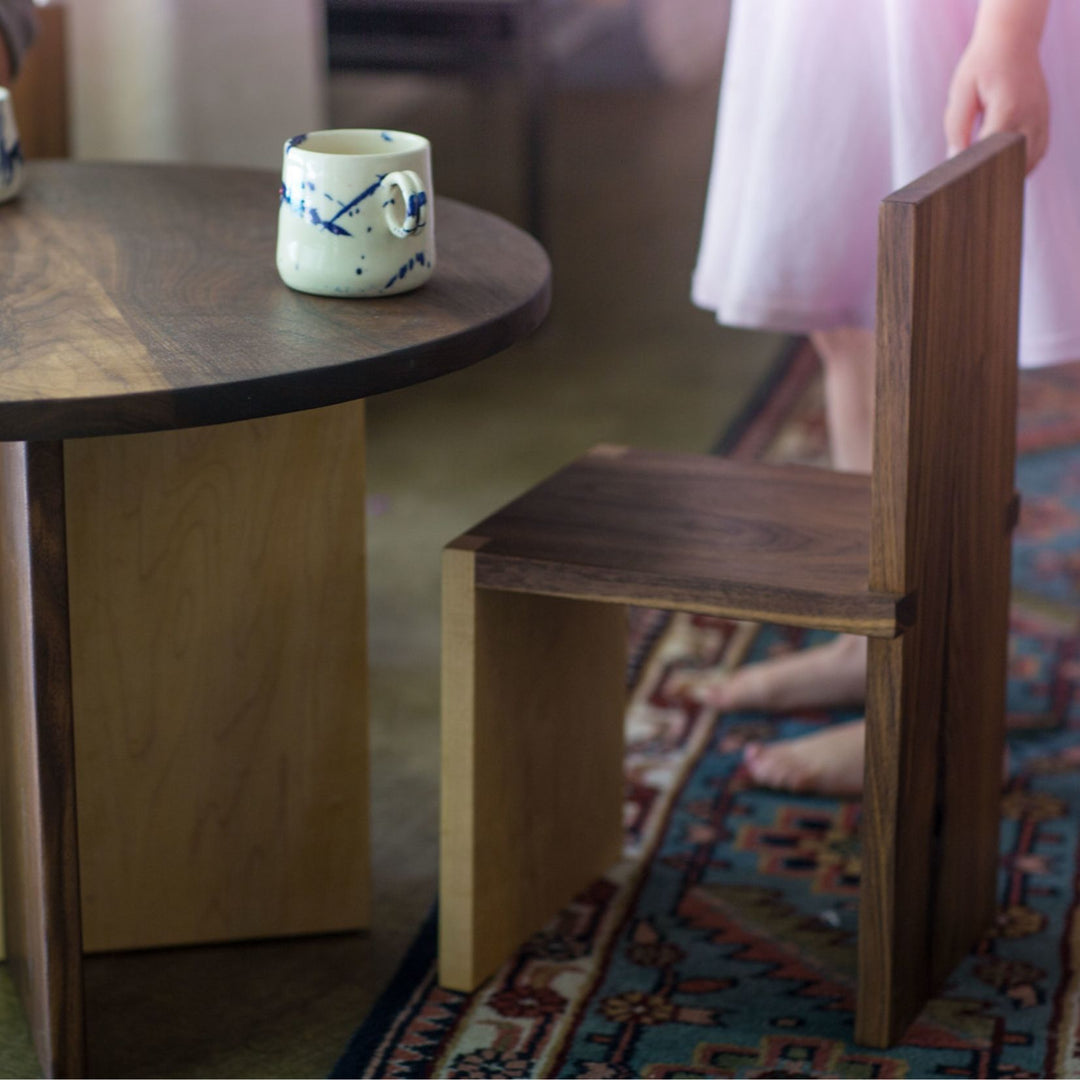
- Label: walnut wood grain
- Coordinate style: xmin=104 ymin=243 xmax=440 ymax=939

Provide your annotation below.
xmin=0 ymin=162 xmax=551 ymax=441
xmin=932 ymin=143 xmax=1023 ymax=990
xmin=858 ymin=133 xmax=1024 ymax=1046
xmin=0 ymin=441 xmax=84 ymax=1079
xmin=469 ymin=447 xmax=909 ymax=637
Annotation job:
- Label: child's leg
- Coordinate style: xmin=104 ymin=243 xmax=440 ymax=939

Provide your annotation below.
xmin=816 ymin=326 xmax=874 ymax=474
xmin=667 ymin=328 xmax=874 ymax=795
xmin=738 ymin=328 xmax=873 ymax=794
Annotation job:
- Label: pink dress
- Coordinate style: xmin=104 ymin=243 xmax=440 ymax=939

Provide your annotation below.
xmin=692 ymin=0 xmax=1080 ymax=369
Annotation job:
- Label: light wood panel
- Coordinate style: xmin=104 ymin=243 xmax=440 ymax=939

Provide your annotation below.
xmin=858 ymin=133 xmax=1024 ymax=1046
xmin=64 ymin=401 xmax=370 ymax=951
xmin=440 ymin=538 xmax=627 ymax=990
xmin=0 ymin=441 xmax=84 ymax=1079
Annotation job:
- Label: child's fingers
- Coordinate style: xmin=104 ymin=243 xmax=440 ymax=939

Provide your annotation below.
xmin=979 ymin=96 xmax=1049 ymax=174
xmin=943 ymin=70 xmax=980 ymax=158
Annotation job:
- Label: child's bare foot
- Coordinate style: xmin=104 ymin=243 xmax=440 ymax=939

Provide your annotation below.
xmin=742 ymin=719 xmax=866 ymax=796
xmin=740 ymin=719 xmax=1012 ymax=796
xmin=667 ymin=634 xmax=867 ymax=713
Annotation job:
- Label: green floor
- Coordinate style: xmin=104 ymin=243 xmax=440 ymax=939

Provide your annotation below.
xmin=0 ymin=73 xmax=781 ymax=1077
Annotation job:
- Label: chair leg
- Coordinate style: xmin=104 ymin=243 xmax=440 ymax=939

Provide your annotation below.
xmin=440 ymin=539 xmax=627 ymax=991
xmin=858 ymin=633 xmax=940 ymax=1047
xmin=858 ymin=604 xmax=1005 ymax=1047
xmin=930 ymin=503 xmax=1012 ymax=988
xmin=0 ymin=441 xmax=86 ymax=1079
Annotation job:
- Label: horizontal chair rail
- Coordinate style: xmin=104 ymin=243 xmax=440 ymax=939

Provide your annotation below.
xmin=474 ymin=551 xmax=912 ymax=638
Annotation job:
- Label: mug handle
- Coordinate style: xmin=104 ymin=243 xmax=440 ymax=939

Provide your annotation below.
xmin=380 ymin=170 xmax=429 ymax=238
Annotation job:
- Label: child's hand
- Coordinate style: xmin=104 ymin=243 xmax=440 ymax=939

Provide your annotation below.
xmin=944 ymin=8 xmax=1049 ymax=174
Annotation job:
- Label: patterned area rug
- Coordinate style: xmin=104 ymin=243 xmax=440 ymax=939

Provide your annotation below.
xmin=334 ymin=342 xmax=1080 ymax=1080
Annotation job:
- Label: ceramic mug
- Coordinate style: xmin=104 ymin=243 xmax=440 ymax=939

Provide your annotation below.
xmin=0 ymin=87 xmax=23 ymax=204
xmin=276 ymin=128 xmax=435 ymax=298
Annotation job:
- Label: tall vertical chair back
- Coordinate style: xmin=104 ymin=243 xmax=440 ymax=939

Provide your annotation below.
xmin=860 ymin=132 xmax=1025 ymax=1044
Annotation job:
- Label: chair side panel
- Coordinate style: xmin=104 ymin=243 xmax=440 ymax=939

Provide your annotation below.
xmin=862 ymin=135 xmax=1025 ymax=1040
xmin=931 ymin=139 xmax=1024 ymax=982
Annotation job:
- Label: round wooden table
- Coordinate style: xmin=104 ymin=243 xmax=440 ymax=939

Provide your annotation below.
xmin=0 ymin=161 xmax=550 ymax=1078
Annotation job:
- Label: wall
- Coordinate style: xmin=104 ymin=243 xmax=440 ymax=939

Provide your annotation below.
xmin=68 ymin=0 xmax=327 ymax=168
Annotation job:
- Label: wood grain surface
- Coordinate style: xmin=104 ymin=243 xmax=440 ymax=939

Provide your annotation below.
xmin=468 ymin=446 xmax=909 ymax=637
xmin=0 ymin=162 xmax=551 ymax=441
xmin=0 ymin=441 xmax=84 ymax=1079
xmin=440 ymin=541 xmax=626 ymax=991
xmin=932 ymin=141 xmax=1023 ymax=990
xmin=858 ymin=133 xmax=1024 ymax=1046
xmin=64 ymin=402 xmax=370 ymax=951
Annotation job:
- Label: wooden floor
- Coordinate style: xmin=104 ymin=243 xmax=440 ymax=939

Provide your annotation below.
xmin=0 ymin=72 xmax=782 ymax=1078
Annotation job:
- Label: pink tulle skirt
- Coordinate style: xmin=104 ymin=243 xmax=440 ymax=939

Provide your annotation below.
xmin=692 ymin=0 xmax=1080 ymax=368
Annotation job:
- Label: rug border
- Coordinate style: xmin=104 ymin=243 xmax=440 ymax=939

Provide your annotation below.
xmin=329 ymin=907 xmax=440 ymax=1079
xmin=329 ymin=335 xmax=807 ymax=1079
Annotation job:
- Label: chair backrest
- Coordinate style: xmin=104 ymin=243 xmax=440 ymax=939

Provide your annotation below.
xmin=870 ymin=132 xmax=1024 ymax=598
xmin=863 ymin=132 xmax=1025 ymax=1034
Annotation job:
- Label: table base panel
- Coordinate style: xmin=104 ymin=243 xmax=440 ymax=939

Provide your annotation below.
xmin=65 ymin=401 xmax=370 ymax=952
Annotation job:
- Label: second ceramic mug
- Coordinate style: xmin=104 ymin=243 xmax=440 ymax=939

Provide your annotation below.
xmin=276 ymin=128 xmax=435 ymax=298
xmin=0 ymin=87 xmax=23 ymax=204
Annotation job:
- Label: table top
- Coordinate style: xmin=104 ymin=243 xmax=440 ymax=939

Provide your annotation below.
xmin=0 ymin=161 xmax=551 ymax=441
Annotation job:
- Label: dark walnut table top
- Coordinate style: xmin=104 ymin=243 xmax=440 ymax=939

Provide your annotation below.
xmin=0 ymin=161 xmax=552 ymax=441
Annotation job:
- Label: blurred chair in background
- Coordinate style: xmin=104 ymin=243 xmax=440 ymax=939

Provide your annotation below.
xmin=10 ymin=0 xmax=67 ymax=157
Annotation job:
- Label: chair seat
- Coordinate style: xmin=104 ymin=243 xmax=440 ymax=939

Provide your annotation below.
xmin=456 ymin=445 xmax=911 ymax=637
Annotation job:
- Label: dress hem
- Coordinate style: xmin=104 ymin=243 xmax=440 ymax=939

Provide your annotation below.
xmin=691 ymin=294 xmax=1080 ymax=371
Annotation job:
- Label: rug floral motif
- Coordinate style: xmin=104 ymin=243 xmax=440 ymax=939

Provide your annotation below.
xmin=335 ymin=345 xmax=1080 ymax=1080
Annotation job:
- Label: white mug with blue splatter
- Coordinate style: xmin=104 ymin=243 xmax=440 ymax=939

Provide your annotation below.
xmin=0 ymin=88 xmax=23 ymax=204
xmin=276 ymin=129 xmax=434 ymax=298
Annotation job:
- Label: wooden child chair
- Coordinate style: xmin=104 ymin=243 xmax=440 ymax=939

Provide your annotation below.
xmin=439 ymin=133 xmax=1025 ymax=1047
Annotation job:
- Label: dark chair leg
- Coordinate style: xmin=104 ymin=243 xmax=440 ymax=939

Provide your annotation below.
xmin=0 ymin=440 xmax=86 ymax=1079
xmin=858 ymin=560 xmax=1006 ymax=1048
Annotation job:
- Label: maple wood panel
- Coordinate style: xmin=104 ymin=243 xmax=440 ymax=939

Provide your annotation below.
xmin=440 ymin=540 xmax=626 ymax=990
xmin=64 ymin=402 xmax=371 ymax=951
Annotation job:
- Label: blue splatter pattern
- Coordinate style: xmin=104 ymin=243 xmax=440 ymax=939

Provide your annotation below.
xmin=0 ymin=109 xmax=22 ymax=188
xmin=280 ymin=174 xmax=388 ymax=237
xmin=384 ymin=251 xmax=428 ymax=289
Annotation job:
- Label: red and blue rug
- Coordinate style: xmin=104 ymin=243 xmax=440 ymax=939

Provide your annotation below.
xmin=334 ymin=342 xmax=1080 ymax=1079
